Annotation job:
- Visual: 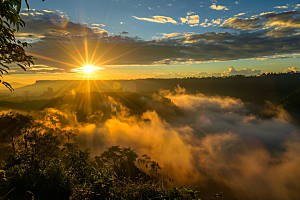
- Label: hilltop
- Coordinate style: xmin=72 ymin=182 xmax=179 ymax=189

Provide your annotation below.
xmin=1 ymin=72 xmax=300 ymax=105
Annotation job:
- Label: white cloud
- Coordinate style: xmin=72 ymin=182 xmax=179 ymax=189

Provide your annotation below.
xmin=133 ymin=15 xmax=178 ymax=24
xmin=161 ymin=32 xmax=184 ymax=38
xmin=42 ymin=10 xmax=54 ymax=13
xmin=180 ymin=15 xmax=200 ymax=25
xmin=199 ymin=18 xmax=222 ymax=27
xmin=92 ymin=24 xmax=105 ymax=27
xmin=209 ymin=3 xmax=229 ymax=10
xmin=260 ymin=12 xmax=275 ymax=15
xmin=284 ymin=66 xmax=299 ymax=72
xmin=212 ymin=18 xmax=222 ymax=25
xmin=148 ymin=7 xmax=153 ymax=10
xmin=199 ymin=19 xmax=211 ymax=27
xmin=90 ymin=27 xmax=110 ymax=35
xmin=221 ymin=66 xmax=261 ymax=76
xmin=187 ymin=11 xmax=195 ymax=15
xmin=274 ymin=5 xmax=288 ymax=9
xmin=234 ymin=12 xmax=246 ymax=17
xmin=167 ymin=4 xmax=172 ymax=6
xmin=234 ymin=1 xmax=239 ymax=4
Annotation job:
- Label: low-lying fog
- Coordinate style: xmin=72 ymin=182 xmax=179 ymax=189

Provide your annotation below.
xmin=8 ymin=86 xmax=300 ymax=200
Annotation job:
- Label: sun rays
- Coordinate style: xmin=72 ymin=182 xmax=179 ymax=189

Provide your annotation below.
xmin=72 ymin=64 xmax=104 ymax=78
xmin=26 ymin=32 xmax=147 ymax=116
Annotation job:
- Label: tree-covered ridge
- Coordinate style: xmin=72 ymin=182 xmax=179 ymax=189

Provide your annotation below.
xmin=0 ymin=111 xmax=222 ymax=200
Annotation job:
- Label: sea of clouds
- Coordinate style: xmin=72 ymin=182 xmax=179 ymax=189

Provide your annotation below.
xmin=33 ymin=86 xmax=300 ymax=200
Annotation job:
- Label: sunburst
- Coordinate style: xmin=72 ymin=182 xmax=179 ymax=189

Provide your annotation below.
xmin=82 ymin=65 xmax=96 ymax=74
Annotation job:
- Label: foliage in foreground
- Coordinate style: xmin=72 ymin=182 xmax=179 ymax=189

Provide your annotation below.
xmin=0 ymin=150 xmax=223 ymax=200
xmin=0 ymin=111 xmax=223 ymax=200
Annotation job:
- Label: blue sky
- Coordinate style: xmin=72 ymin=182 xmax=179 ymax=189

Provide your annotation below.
xmin=4 ymin=0 xmax=300 ymax=83
xmin=29 ymin=0 xmax=297 ymax=39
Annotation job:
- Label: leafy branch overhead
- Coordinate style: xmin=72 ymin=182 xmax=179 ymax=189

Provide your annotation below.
xmin=0 ymin=0 xmax=44 ymax=91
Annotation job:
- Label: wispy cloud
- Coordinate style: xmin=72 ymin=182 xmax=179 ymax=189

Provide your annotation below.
xmin=222 ymin=10 xmax=300 ymax=31
xmin=10 ymin=10 xmax=300 ymax=73
xmin=187 ymin=11 xmax=195 ymax=15
xmin=221 ymin=66 xmax=261 ymax=76
xmin=220 ymin=17 xmax=262 ymax=30
xmin=42 ymin=10 xmax=55 ymax=13
xmin=153 ymin=71 xmax=221 ymax=78
xmin=91 ymin=23 xmax=105 ymax=27
xmin=274 ymin=5 xmax=289 ymax=9
xmin=133 ymin=15 xmax=177 ymax=24
xmin=234 ymin=12 xmax=246 ymax=17
xmin=199 ymin=18 xmax=222 ymax=27
xmin=209 ymin=3 xmax=229 ymax=11
xmin=160 ymin=32 xmax=186 ymax=38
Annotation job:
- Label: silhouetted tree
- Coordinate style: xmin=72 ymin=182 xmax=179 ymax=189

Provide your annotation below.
xmin=100 ymin=146 xmax=142 ymax=179
xmin=0 ymin=0 xmax=47 ymax=90
xmin=0 ymin=112 xmax=33 ymax=156
xmin=138 ymin=154 xmax=163 ymax=179
xmin=28 ymin=128 xmax=61 ymax=160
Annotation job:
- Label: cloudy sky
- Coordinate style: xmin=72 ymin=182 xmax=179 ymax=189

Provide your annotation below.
xmin=4 ymin=0 xmax=300 ymax=83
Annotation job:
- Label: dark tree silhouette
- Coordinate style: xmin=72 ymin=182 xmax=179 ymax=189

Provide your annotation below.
xmin=0 ymin=0 xmax=45 ymax=90
xmin=0 ymin=112 xmax=33 ymax=156
xmin=99 ymin=146 xmax=143 ymax=179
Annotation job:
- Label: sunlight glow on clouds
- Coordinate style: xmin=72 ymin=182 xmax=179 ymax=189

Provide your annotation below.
xmin=180 ymin=15 xmax=200 ymax=26
xmin=220 ymin=17 xmax=262 ymax=30
xmin=274 ymin=5 xmax=289 ymax=9
xmin=221 ymin=11 xmax=300 ymax=31
xmin=234 ymin=12 xmax=246 ymax=17
xmin=91 ymin=23 xmax=105 ymax=27
xmin=209 ymin=3 xmax=229 ymax=11
xmin=132 ymin=15 xmax=177 ymax=24
xmin=221 ymin=66 xmax=262 ymax=76
xmin=187 ymin=11 xmax=195 ymax=15
xmin=199 ymin=18 xmax=222 ymax=27
xmin=13 ymin=9 xmax=300 ymax=76
xmin=284 ymin=66 xmax=299 ymax=72
xmin=160 ymin=32 xmax=185 ymax=38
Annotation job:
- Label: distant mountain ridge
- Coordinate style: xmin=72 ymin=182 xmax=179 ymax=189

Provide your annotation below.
xmin=9 ymin=82 xmax=27 ymax=89
xmin=0 ymin=73 xmax=300 ymax=105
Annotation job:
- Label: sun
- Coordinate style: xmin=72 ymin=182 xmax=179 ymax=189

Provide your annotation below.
xmin=83 ymin=65 xmax=95 ymax=74
xmin=71 ymin=64 xmax=104 ymax=77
